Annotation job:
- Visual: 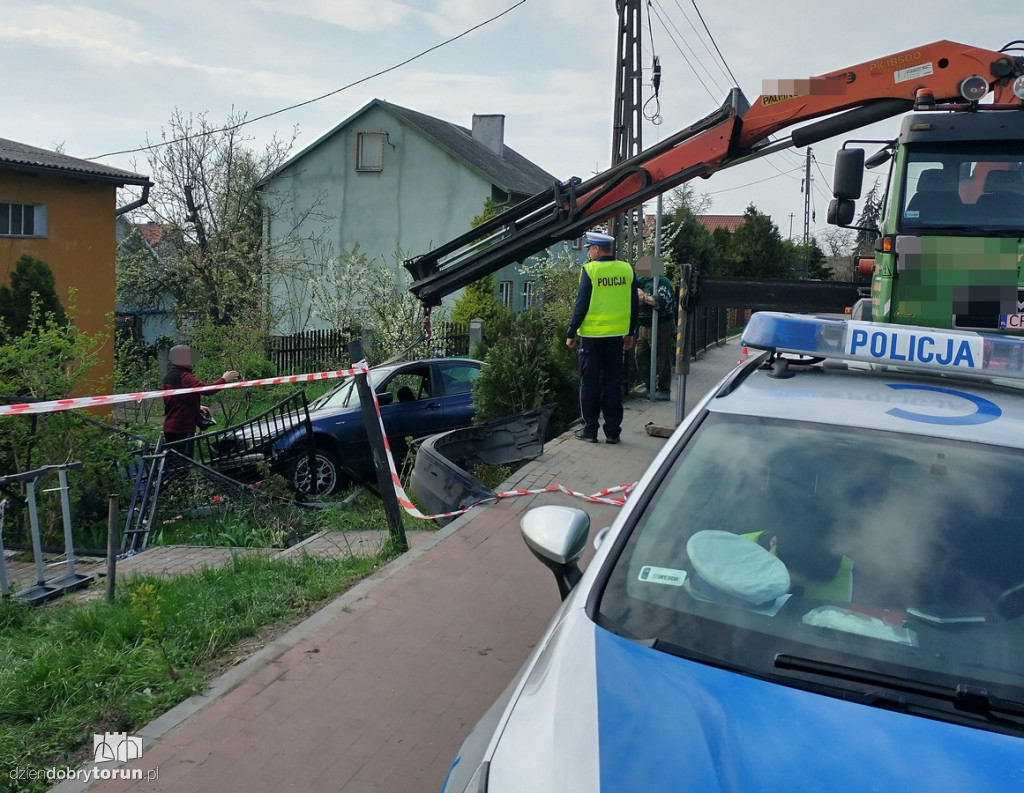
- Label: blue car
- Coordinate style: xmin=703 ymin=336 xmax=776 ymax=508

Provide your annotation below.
xmin=442 ymin=313 xmax=1024 ymax=792
xmin=281 ymin=357 xmax=482 ymax=496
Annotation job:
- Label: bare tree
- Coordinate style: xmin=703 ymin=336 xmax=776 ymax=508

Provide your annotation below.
xmin=120 ymin=108 xmax=334 ymax=334
xmin=819 ymin=227 xmax=854 ymax=259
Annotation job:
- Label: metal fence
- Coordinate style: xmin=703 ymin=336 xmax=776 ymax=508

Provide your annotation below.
xmin=267 ymin=323 xmax=471 ymax=375
xmin=688 ymin=304 xmax=730 ymax=357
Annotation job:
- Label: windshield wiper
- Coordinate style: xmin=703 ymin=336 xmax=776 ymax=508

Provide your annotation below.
xmin=775 ymin=654 xmax=1024 ymax=725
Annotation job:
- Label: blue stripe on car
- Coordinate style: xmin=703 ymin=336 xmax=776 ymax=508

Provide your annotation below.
xmin=594 ymin=627 xmax=1024 ymax=791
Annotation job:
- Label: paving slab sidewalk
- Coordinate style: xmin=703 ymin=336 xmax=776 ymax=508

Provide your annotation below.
xmin=51 ymin=339 xmax=744 ymax=793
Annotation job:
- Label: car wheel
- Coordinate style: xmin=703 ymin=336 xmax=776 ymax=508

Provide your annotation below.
xmin=291 ymin=448 xmax=343 ymax=497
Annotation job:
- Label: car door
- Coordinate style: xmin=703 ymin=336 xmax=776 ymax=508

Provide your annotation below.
xmin=377 ymin=364 xmax=443 ymax=466
xmin=434 ymin=360 xmax=481 ymax=429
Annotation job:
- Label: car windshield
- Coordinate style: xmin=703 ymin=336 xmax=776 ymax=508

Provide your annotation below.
xmin=312 ymin=367 xmax=395 ymax=411
xmin=597 ymin=413 xmax=1024 ymax=707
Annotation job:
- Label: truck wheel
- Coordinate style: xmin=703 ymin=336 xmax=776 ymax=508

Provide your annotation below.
xmin=291 ymin=448 xmax=343 ymax=497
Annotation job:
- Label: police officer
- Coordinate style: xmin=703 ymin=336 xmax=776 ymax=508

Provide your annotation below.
xmin=566 ymin=231 xmax=639 ymax=444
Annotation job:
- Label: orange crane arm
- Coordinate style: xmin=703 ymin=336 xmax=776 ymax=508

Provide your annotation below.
xmin=583 ymin=41 xmax=1020 ymax=221
xmin=407 ymin=40 xmax=1023 ymax=307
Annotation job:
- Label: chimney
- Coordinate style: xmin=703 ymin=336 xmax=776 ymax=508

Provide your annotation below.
xmin=472 ymin=114 xmax=505 ymax=158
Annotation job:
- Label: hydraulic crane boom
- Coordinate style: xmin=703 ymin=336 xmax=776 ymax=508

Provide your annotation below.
xmin=405 ymin=40 xmax=1023 ymax=308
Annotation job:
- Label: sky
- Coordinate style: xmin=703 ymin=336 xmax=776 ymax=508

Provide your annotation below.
xmin=1 ymin=0 xmax=1015 ymax=250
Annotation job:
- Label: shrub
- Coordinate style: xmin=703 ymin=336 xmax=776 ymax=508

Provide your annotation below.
xmin=471 ymin=309 xmax=578 ymax=437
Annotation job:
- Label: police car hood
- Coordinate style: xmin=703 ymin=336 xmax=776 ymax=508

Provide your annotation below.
xmin=487 ymin=608 xmax=1022 ymax=792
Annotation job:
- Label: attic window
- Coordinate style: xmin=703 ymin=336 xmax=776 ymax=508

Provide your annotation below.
xmin=356 ymin=132 xmax=386 ymax=172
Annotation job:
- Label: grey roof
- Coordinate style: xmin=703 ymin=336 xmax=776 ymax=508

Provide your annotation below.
xmin=261 ymin=99 xmax=557 ymax=197
xmin=0 ymin=138 xmax=151 ymax=186
xmin=377 ymin=101 xmax=556 ymax=197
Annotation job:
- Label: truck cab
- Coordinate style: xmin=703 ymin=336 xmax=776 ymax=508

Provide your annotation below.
xmin=831 ymin=106 xmax=1024 ymax=331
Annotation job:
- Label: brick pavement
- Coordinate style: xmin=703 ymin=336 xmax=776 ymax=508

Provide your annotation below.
xmin=51 ymin=338 xmax=745 ymax=793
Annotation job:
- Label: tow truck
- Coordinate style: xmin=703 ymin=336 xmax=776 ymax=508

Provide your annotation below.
xmin=404 ymin=40 xmax=1024 ymax=328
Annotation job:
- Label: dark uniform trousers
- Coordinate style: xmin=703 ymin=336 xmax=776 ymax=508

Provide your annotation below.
xmin=578 ymin=335 xmax=625 ymax=440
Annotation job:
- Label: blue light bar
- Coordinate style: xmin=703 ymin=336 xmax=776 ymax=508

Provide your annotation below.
xmin=741 ymin=312 xmax=1024 ymax=381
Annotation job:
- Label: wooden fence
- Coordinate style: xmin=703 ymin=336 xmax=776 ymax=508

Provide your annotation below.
xmin=422 ymin=321 xmax=471 ymax=359
xmin=266 ymin=328 xmax=352 ymax=375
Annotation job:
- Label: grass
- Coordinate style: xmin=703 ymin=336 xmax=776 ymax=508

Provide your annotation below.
xmin=0 ymin=546 xmax=400 ymax=793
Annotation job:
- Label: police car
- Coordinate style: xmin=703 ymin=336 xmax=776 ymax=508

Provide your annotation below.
xmin=441 ymin=313 xmax=1024 ymax=792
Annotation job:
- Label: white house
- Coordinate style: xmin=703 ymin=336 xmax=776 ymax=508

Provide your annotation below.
xmin=258 ymin=99 xmax=573 ymax=333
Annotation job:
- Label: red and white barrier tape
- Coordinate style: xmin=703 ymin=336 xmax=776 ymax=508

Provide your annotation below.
xmin=0 ymin=366 xmax=367 ymax=417
xmin=1 ymin=362 xmax=635 ymax=519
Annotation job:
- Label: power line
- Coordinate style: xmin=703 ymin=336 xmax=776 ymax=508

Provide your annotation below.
xmin=649 ymin=0 xmax=727 ymax=98
xmin=812 ymin=153 xmax=833 ymax=192
xmin=646 ymin=1 xmax=720 ymax=103
xmin=689 ymin=0 xmax=738 ymax=85
xmin=705 ymin=166 xmax=804 ymax=195
xmin=89 ymin=0 xmax=529 ymax=161
xmin=667 ymin=0 xmax=733 ymax=87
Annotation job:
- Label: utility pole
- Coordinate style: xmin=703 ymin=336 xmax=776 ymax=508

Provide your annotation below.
xmin=803 ymin=147 xmax=813 ymax=246
xmin=609 ymin=0 xmax=644 ymax=264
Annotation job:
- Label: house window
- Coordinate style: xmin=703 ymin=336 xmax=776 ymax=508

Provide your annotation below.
xmin=522 ymin=280 xmax=535 ymax=310
xmin=570 ymin=236 xmax=582 ymax=250
xmin=499 ymin=280 xmax=513 ymax=308
xmin=356 ymin=132 xmax=386 ymax=171
xmin=0 ymin=202 xmax=46 ymax=237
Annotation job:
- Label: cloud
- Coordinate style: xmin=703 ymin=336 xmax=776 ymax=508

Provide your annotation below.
xmin=0 ymin=4 xmax=146 ymax=56
xmin=252 ymin=0 xmax=412 ymax=32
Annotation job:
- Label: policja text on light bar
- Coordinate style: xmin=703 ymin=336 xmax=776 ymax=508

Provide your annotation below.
xmin=741 ymin=312 xmax=1024 ymax=381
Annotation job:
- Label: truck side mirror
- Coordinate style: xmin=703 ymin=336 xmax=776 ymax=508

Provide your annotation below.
xmin=864 ymin=147 xmax=893 ymax=169
xmin=833 ymin=148 xmax=865 ymax=200
xmin=827 ymin=198 xmax=856 ymax=226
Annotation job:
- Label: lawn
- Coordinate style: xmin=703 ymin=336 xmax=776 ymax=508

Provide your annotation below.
xmin=0 ymin=545 xmax=401 ymax=793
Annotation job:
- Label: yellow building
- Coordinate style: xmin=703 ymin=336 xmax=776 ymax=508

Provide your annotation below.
xmin=0 ymin=138 xmax=151 ymax=393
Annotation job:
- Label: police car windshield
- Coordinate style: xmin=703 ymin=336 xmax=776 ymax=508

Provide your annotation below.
xmin=598 ymin=413 xmax=1024 ymax=714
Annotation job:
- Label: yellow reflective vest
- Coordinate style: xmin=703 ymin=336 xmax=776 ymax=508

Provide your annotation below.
xmin=578 ymin=259 xmax=633 ymax=337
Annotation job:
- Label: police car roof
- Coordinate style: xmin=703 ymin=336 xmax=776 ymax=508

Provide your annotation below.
xmin=710 ymin=354 xmax=1024 ymax=448
xmin=699 ymin=313 xmax=1024 ymax=447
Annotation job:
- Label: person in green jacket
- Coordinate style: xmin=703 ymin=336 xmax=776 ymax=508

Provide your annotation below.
xmin=566 ymin=231 xmax=639 ymax=444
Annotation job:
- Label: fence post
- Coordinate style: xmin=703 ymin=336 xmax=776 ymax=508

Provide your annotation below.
xmin=106 ymin=494 xmax=118 ymax=603
xmin=348 ymin=339 xmax=408 ymax=552
xmin=675 ymin=264 xmax=695 ymax=425
xmin=469 ymin=319 xmax=484 ymax=356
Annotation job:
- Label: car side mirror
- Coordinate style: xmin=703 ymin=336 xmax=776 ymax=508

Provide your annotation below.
xmin=520 ymin=505 xmax=590 ymax=600
xmin=377 ymin=392 xmax=394 ymax=406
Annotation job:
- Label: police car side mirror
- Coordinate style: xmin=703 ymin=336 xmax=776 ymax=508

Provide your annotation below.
xmin=521 ymin=505 xmax=590 ymax=600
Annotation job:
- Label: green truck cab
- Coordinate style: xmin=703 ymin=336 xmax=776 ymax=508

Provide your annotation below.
xmin=831 ymin=104 xmax=1024 ymax=331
